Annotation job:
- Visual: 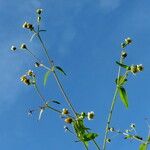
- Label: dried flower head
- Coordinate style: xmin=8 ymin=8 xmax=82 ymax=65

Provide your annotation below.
xmin=65 ymin=118 xmax=73 ymax=124
xmin=87 ymin=111 xmax=94 ymax=120
xmin=11 ymin=45 xmax=17 ymax=51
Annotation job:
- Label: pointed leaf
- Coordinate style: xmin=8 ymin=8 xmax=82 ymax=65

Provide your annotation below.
xmin=55 ymin=66 xmax=66 ymax=75
xmin=116 ymin=61 xmax=129 ymax=69
xmin=139 ymin=143 xmax=148 ymax=150
xmin=83 ymin=133 xmax=98 ymax=141
xmin=51 ymin=100 xmax=61 ymax=105
xmin=44 ymin=70 xmax=52 ymax=86
xmin=119 ymin=87 xmax=129 ymax=108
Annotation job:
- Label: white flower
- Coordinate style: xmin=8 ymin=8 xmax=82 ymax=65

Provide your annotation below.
xmin=87 ymin=111 xmax=94 ymax=120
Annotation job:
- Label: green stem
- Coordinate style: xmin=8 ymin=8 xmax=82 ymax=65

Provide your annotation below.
xmin=83 ymin=143 xmax=88 ymax=150
xmin=102 ymin=56 xmax=123 ymax=150
xmin=93 ymin=139 xmax=101 ymax=150
xmin=36 ymin=33 xmax=77 ymax=117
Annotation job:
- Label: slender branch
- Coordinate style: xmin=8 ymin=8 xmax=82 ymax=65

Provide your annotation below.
xmin=34 ymin=82 xmax=46 ymax=103
xmin=36 ymin=33 xmax=77 ymax=117
xmin=102 ymin=56 xmax=123 ymax=150
xmin=26 ymin=48 xmax=41 ymax=63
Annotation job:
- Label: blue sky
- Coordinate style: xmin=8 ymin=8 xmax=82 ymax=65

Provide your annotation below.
xmin=1 ymin=0 xmax=150 ymax=149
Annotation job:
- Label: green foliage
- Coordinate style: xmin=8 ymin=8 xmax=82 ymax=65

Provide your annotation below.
xmin=55 ymin=66 xmax=66 ymax=75
xmin=118 ymin=86 xmax=128 ymax=108
xmin=44 ymin=70 xmax=52 ymax=86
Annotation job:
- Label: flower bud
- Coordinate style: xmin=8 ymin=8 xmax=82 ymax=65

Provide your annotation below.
xmin=121 ymin=43 xmax=126 ymax=48
xmin=27 ymin=70 xmax=34 ymax=77
xmin=62 ymin=108 xmax=69 ymax=115
xmin=87 ymin=111 xmax=94 ymax=120
xmin=121 ymin=51 xmax=127 ymax=58
xmin=11 ymin=45 xmax=17 ymax=51
xmin=130 ymin=123 xmax=136 ymax=129
xmin=65 ymin=118 xmax=73 ymax=124
xmin=22 ymin=22 xmax=28 ymax=28
xmin=125 ymin=37 xmax=132 ymax=45
xmin=106 ymin=138 xmax=111 ymax=143
xmin=20 ymin=43 xmax=27 ymax=49
xmin=35 ymin=62 xmax=40 ymax=67
xmin=36 ymin=9 xmax=43 ymax=15
xmin=130 ymin=65 xmax=138 ymax=74
xmin=37 ymin=16 xmax=41 ymax=22
xmin=20 ymin=75 xmax=30 ymax=85
xmin=137 ymin=64 xmax=144 ymax=72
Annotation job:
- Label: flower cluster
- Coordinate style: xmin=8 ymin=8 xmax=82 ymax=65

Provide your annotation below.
xmin=20 ymin=70 xmax=35 ymax=85
xmin=22 ymin=22 xmax=34 ymax=31
xmin=130 ymin=64 xmax=144 ymax=74
xmin=121 ymin=37 xmax=132 ymax=48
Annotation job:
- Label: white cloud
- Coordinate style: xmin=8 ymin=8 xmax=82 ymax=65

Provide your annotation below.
xmin=99 ymin=0 xmax=121 ymax=13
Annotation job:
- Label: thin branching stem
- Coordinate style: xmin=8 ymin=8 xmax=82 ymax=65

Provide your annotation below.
xmin=102 ymin=55 xmax=123 ymax=150
xmin=36 ymin=33 xmax=77 ymax=117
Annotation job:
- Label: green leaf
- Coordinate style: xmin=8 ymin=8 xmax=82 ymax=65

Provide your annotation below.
xmin=51 ymin=100 xmax=61 ymax=104
xmin=55 ymin=66 xmax=66 ymax=75
xmin=116 ymin=76 xmax=127 ymax=86
xmin=83 ymin=133 xmax=98 ymax=141
xmin=124 ymin=135 xmax=132 ymax=139
xmin=139 ymin=143 xmax=148 ymax=150
xmin=44 ymin=70 xmax=52 ymax=86
xmin=119 ymin=86 xmax=129 ymax=108
xmin=116 ymin=61 xmax=129 ymax=69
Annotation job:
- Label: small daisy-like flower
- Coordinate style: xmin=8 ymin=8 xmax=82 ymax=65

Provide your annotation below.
xmin=20 ymin=75 xmax=30 ymax=85
xmin=36 ymin=8 xmax=43 ymax=15
xmin=87 ymin=111 xmax=95 ymax=120
xmin=130 ymin=65 xmax=138 ymax=74
xmin=11 ymin=45 xmax=17 ymax=51
xmin=20 ymin=43 xmax=27 ymax=49
xmin=137 ymin=64 xmax=144 ymax=72
xmin=22 ymin=22 xmax=28 ymax=28
xmin=125 ymin=37 xmax=132 ymax=45
xmin=65 ymin=118 xmax=73 ymax=124
xmin=27 ymin=70 xmax=34 ymax=77
xmin=22 ymin=22 xmax=34 ymax=30
xmin=62 ymin=108 xmax=69 ymax=115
